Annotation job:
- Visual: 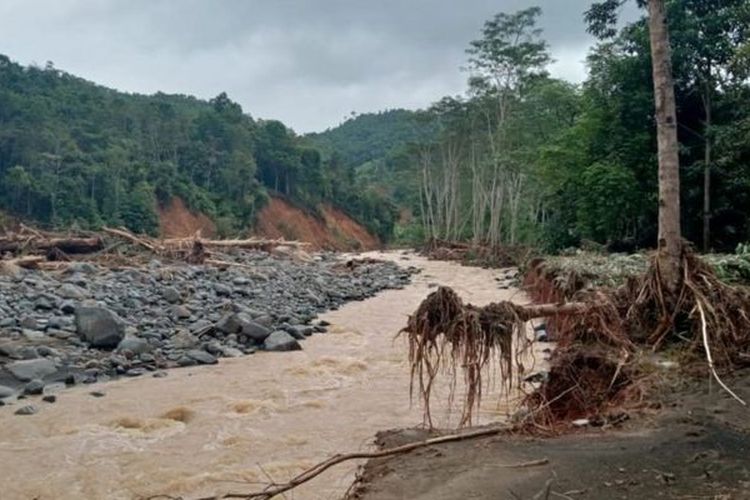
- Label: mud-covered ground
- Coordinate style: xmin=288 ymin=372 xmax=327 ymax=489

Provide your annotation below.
xmin=351 ymin=371 xmax=750 ymax=499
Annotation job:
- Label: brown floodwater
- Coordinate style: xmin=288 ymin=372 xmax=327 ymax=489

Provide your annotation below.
xmin=0 ymin=251 xmax=540 ymax=500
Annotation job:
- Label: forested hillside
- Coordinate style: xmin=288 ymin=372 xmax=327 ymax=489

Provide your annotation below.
xmin=0 ymin=55 xmax=396 ymax=240
xmin=308 ymin=109 xmax=428 ymax=166
xmin=2 ymin=0 xmax=748 ymax=251
xmin=308 ymin=109 xmax=435 ymax=232
xmin=313 ymin=1 xmax=750 ymax=252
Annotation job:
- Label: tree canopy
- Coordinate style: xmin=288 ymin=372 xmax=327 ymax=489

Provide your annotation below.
xmin=0 ymin=55 xmax=396 ymax=239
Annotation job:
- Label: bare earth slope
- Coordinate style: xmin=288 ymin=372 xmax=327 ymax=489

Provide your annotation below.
xmin=157 ymin=197 xmax=217 ymax=238
xmin=255 ymin=197 xmax=380 ymax=251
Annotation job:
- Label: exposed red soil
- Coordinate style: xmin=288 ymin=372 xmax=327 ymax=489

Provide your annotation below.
xmin=254 ymin=197 xmax=380 ymax=251
xmin=157 ymin=197 xmax=216 ymax=238
xmin=322 ymin=204 xmax=380 ymax=250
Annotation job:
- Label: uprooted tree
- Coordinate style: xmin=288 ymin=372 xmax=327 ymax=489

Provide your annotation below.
xmin=402 ymin=0 xmax=749 ymax=429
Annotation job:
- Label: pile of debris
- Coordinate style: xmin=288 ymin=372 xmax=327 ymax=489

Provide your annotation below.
xmin=421 ymin=238 xmax=530 ymax=269
xmin=403 ymin=249 xmax=750 ymax=431
xmin=0 ymin=224 xmax=416 ymax=413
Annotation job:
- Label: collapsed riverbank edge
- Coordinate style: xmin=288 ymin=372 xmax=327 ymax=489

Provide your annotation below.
xmin=348 ymin=256 xmax=750 ymax=499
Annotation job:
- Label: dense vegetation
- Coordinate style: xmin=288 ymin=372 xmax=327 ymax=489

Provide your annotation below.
xmin=3 ymin=0 xmax=748 ymax=251
xmin=314 ymin=1 xmax=750 ymax=252
xmin=0 ymin=55 xmax=396 ymax=239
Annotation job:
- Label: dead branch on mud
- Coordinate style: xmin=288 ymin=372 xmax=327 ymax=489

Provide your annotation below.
xmin=191 ymin=426 xmax=510 ymax=500
xmin=696 ymin=302 xmax=747 ymax=406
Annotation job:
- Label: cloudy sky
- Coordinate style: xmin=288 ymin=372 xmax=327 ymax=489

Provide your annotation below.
xmin=0 ymin=0 xmax=640 ymax=133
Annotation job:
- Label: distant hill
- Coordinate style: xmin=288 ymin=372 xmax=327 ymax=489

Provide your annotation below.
xmin=307 ymin=109 xmax=429 ymax=167
xmin=0 ymin=54 xmax=396 ymax=241
xmin=307 ymin=109 xmax=434 ymax=228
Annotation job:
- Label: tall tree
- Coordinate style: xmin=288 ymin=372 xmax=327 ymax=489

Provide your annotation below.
xmin=587 ymin=0 xmax=683 ymax=289
xmin=648 ymin=0 xmax=683 ymax=291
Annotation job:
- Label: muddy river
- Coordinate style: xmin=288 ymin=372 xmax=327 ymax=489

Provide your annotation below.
xmin=0 ymin=251 xmax=539 ymax=500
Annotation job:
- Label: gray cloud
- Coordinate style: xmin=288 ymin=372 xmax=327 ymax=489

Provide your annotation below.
xmin=0 ymin=0 xmax=641 ymax=132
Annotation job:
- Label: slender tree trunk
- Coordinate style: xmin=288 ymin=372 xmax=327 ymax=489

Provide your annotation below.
xmin=647 ymin=0 xmax=682 ymax=292
xmin=702 ymin=83 xmax=712 ymax=253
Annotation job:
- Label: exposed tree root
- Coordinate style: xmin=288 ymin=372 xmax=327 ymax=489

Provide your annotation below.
xmin=403 ymin=249 xmax=750 ymax=427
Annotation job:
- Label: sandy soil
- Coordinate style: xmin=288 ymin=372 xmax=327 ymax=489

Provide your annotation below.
xmin=351 ymin=370 xmax=750 ymax=499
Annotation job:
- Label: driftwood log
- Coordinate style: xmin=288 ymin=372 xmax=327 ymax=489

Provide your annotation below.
xmin=0 ymin=236 xmax=103 ymax=254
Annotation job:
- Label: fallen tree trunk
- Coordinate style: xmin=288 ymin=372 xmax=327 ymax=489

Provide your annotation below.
xmin=481 ymin=300 xmax=590 ymax=322
xmin=102 ymin=227 xmax=159 ymax=252
xmin=0 ymin=236 xmax=103 ymax=254
xmin=6 ymin=255 xmax=45 ymax=269
xmin=162 ymin=237 xmax=310 ymax=250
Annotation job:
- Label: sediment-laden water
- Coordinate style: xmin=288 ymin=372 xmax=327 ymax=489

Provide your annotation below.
xmin=0 ymin=251 xmax=538 ymax=500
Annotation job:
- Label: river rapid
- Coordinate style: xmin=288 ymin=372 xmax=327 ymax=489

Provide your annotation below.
xmin=0 ymin=251 xmax=538 ymax=500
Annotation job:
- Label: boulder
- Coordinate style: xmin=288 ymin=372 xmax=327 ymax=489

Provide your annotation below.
xmin=215 ymin=313 xmax=243 ymax=334
xmin=24 ymin=379 xmax=45 ymax=395
xmin=60 ymin=301 xmax=77 ymax=314
xmin=20 ymin=316 xmax=40 ymax=330
xmin=170 ymin=305 xmax=191 ymax=320
xmin=6 ymin=358 xmax=57 ymax=382
xmin=186 ymin=349 xmax=218 ymax=365
xmin=15 ymin=405 xmax=38 ymax=416
xmin=170 ymin=330 xmax=199 ymax=349
xmin=263 ymin=331 xmax=302 ymax=352
xmin=189 ymin=319 xmax=214 ymax=335
xmin=162 ymin=287 xmax=182 ymax=304
xmin=285 ymin=324 xmax=314 ymax=340
xmin=241 ymin=320 xmax=272 ymax=343
xmin=116 ymin=337 xmax=152 ymax=355
xmin=75 ymin=306 xmax=126 ymax=348
xmin=0 ymin=385 xmax=16 ymax=399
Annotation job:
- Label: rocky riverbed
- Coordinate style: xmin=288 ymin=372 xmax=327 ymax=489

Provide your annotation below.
xmin=0 ymin=251 xmax=415 ymax=412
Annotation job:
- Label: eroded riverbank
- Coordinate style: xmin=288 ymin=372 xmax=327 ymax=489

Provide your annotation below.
xmin=0 ymin=251 xmax=532 ymax=499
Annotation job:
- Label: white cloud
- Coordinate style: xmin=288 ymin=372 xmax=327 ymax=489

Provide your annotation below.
xmin=0 ymin=0 xmax=643 ymax=132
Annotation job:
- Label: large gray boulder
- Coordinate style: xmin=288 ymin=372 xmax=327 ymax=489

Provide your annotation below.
xmin=6 ymin=358 xmax=57 ymax=382
xmin=215 ymin=313 xmax=271 ymax=340
xmin=75 ymin=306 xmax=126 ymax=348
xmin=0 ymin=385 xmax=16 ymax=399
xmin=170 ymin=330 xmax=199 ymax=349
xmin=215 ymin=313 xmax=243 ymax=334
xmin=263 ymin=331 xmax=302 ymax=352
xmin=162 ymin=286 xmax=182 ymax=304
xmin=116 ymin=336 xmax=152 ymax=355
xmin=241 ymin=320 xmax=272 ymax=343
xmin=186 ymin=349 xmax=218 ymax=365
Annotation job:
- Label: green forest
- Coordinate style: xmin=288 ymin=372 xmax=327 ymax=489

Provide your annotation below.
xmin=2 ymin=0 xmax=750 ymax=253
xmin=314 ymin=0 xmax=750 ymax=252
xmin=0 ymin=56 xmax=396 ymax=239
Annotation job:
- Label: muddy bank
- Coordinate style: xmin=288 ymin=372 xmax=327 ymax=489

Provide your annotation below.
xmin=0 ymin=251 xmax=533 ymax=500
xmin=352 ymin=372 xmax=750 ymax=499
